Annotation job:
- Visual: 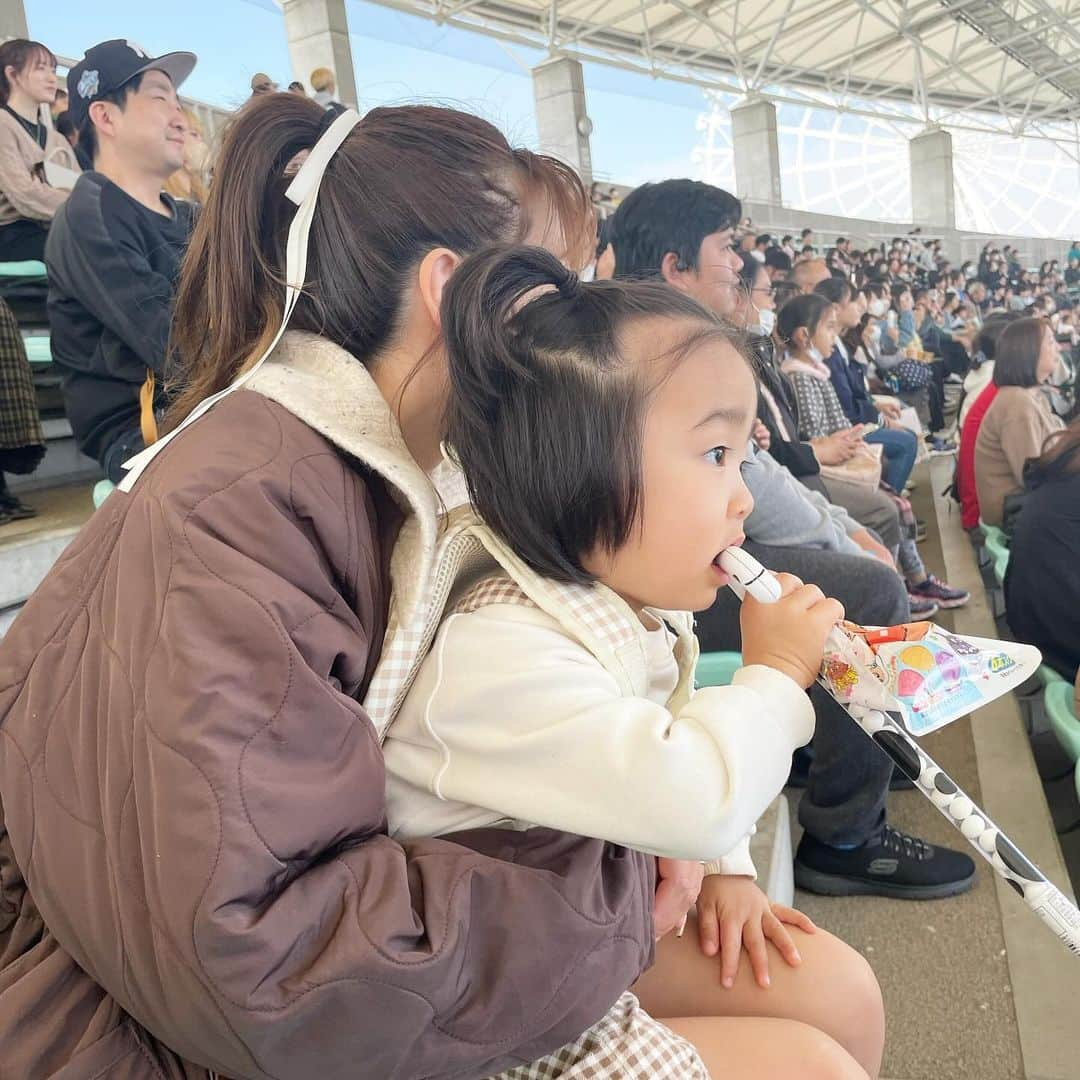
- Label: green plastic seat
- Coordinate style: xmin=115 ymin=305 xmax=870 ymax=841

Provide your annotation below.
xmin=21 ymin=334 xmax=50 ymax=365
xmin=0 ymin=260 xmax=46 ymax=277
xmin=1041 ymin=678 xmax=1075 ymax=764
xmin=981 ymin=523 xmax=1010 ymax=586
xmin=1046 ymin=680 xmax=1080 ymax=764
xmin=92 ymin=478 xmax=115 ymax=509
xmin=696 ymin=651 xmax=742 ymax=688
xmin=1038 ymin=665 xmax=1066 ymax=689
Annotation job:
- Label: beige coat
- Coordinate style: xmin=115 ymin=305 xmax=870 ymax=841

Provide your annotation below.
xmin=974 ymin=385 xmax=1063 ymax=527
xmin=0 ymin=108 xmax=80 ymax=227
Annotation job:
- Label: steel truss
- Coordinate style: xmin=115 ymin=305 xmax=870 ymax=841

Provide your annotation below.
xmin=350 ymin=0 xmax=1080 ymax=153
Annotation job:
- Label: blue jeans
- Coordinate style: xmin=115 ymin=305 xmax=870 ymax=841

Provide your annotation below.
xmin=865 ymin=425 xmax=918 ymax=493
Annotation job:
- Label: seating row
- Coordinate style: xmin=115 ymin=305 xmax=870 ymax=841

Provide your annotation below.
xmin=976 ymin=522 xmax=1080 ymax=796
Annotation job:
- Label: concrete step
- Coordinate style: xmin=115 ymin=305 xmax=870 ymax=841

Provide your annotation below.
xmin=0 ymin=483 xmax=94 ymax=636
xmin=9 ymin=422 xmax=101 ymax=493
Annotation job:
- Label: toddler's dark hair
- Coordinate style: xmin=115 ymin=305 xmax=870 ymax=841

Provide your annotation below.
xmin=442 ymin=244 xmax=754 ymax=584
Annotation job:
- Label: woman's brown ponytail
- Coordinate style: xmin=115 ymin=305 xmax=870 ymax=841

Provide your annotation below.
xmin=164 ymin=95 xmax=593 ymax=431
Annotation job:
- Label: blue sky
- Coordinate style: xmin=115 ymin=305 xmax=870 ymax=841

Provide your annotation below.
xmin=26 ymin=0 xmax=712 ymax=185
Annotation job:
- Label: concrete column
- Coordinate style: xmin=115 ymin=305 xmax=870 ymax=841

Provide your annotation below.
xmin=282 ymin=0 xmax=358 ymax=110
xmin=909 ymin=125 xmax=956 ymax=229
xmin=0 ymin=0 xmax=29 ymax=41
xmin=532 ymin=55 xmax=593 ymax=185
xmin=731 ymin=96 xmax=782 ymax=205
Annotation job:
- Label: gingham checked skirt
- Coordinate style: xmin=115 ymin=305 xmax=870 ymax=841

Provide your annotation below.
xmin=488 ymin=993 xmax=709 ymax=1079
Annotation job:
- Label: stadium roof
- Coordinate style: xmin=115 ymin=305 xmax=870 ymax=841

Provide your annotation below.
xmin=363 ymin=0 xmax=1080 ymax=139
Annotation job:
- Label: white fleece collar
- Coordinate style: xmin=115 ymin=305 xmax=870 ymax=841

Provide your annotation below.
xmin=247 ymin=330 xmax=440 ymax=628
xmin=781 ymin=351 xmax=831 ymax=381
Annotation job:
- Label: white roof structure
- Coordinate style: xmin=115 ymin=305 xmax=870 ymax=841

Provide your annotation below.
xmin=366 ymin=0 xmax=1080 ymax=143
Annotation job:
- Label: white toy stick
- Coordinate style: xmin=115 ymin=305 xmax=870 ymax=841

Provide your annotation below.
xmin=716 ymin=548 xmax=1080 ymax=957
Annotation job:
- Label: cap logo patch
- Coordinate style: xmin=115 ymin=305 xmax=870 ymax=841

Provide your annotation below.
xmin=77 ymin=70 xmax=99 ymax=99
xmin=126 ymin=41 xmax=149 ymax=58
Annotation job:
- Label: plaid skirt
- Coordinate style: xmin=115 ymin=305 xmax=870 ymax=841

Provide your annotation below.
xmin=0 ymin=297 xmax=43 ymax=466
xmin=489 ymin=993 xmax=710 ymax=1079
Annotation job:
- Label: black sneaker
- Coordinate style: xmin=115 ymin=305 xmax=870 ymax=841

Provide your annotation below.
xmin=794 ymin=825 xmax=976 ymax=899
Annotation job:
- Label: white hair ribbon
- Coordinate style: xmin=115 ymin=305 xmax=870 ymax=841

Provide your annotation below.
xmin=119 ymin=108 xmax=363 ymax=491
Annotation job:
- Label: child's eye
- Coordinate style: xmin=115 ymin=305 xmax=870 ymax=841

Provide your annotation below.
xmin=705 ymin=446 xmax=728 ymax=467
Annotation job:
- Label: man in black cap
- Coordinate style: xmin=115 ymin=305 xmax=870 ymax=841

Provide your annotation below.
xmin=44 ymin=40 xmax=197 ymax=482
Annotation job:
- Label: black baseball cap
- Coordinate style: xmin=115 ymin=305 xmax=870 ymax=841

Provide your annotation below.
xmin=67 ymin=40 xmax=196 ymax=130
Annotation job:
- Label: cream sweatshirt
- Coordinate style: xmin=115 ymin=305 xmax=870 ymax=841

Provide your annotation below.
xmin=383 ymin=602 xmax=815 ymax=875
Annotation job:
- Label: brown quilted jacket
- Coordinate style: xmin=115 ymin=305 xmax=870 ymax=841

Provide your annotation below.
xmin=0 ymin=336 xmax=655 ymax=1079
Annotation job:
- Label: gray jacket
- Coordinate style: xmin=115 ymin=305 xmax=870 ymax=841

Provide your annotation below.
xmin=744 ymin=443 xmax=866 ymax=557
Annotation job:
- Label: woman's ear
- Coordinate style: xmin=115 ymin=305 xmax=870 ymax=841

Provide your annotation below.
xmin=416 ymin=247 xmax=463 ymax=330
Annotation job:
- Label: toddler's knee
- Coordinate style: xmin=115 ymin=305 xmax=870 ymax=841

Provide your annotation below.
xmin=827 ymin=944 xmax=885 ymax=1069
xmin=844 ymin=949 xmax=885 ymax=1029
xmin=790 ymin=1022 xmax=870 ymax=1080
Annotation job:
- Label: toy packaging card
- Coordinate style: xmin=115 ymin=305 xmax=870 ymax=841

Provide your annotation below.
xmin=820 ymin=621 xmax=1042 ymax=737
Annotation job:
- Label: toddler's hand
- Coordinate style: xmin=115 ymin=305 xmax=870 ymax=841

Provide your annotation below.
xmin=696 ymin=875 xmax=816 ymax=989
xmin=740 ymin=572 xmax=844 ymax=688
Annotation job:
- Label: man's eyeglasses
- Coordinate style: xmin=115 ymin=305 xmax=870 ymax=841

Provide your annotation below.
xmin=751 ymin=286 xmax=777 ymax=296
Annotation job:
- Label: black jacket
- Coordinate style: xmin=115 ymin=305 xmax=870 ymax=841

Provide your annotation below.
xmin=749 ymin=333 xmax=822 ymax=482
xmin=1004 ymin=469 xmax=1080 ymax=681
xmin=44 ymin=172 xmax=194 ymax=463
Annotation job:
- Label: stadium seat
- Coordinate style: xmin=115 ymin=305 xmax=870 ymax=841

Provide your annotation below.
xmin=981 ymin=523 xmax=1010 ymax=586
xmin=92 ymin=479 xmax=115 ymax=509
xmin=696 ymin=651 xmax=742 ymax=688
xmin=21 ymin=333 xmax=50 ymax=365
xmin=1038 ymin=665 xmax=1066 ymax=689
xmin=0 ymin=260 xmax=46 ymax=278
xmin=1046 ymin=680 xmax=1080 ymax=764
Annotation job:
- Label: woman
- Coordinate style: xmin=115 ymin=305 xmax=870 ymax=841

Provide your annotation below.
xmin=777 ymin=293 xmax=968 ymax=614
xmin=731 ymin=253 xmax=844 ymax=497
xmin=0 ymin=297 xmax=44 ymax=519
xmin=162 ymin=106 xmax=210 ymax=205
xmin=974 ymin=316 xmax=1064 ymax=528
xmin=0 ymin=97 xmax=875 ymax=1079
xmin=1005 ymin=418 xmax=1080 ymax=681
xmin=955 ymin=314 xmax=1020 ymax=531
xmin=0 ymin=39 xmax=79 ymax=261
xmin=816 ymin=277 xmax=918 ymax=495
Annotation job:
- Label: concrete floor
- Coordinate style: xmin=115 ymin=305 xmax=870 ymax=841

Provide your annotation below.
xmin=789 ymin=467 xmax=1025 ymax=1080
xmin=789 ymin=458 xmax=1080 ymax=1079
xmin=0 ymin=481 xmax=94 ymax=547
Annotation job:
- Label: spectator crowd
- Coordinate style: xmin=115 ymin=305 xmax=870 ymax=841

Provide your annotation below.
xmin=0 ymin=29 xmax=1078 ymax=1080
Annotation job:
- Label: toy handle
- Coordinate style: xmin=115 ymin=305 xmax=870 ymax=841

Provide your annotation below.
xmin=718 ymin=548 xmax=783 ymax=604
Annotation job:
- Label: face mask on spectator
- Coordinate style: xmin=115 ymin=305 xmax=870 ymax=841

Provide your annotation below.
xmin=753 ymin=307 xmax=775 ymax=336
xmin=869 ymin=297 xmax=888 ymax=318
xmin=807 ymin=344 xmax=825 ymax=364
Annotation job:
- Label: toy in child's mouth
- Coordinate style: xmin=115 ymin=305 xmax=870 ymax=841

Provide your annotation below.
xmin=821 ymin=620 xmax=1041 ymax=737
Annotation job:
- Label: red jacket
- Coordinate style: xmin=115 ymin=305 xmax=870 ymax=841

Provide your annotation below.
xmin=959 ymin=382 xmax=999 ymax=529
